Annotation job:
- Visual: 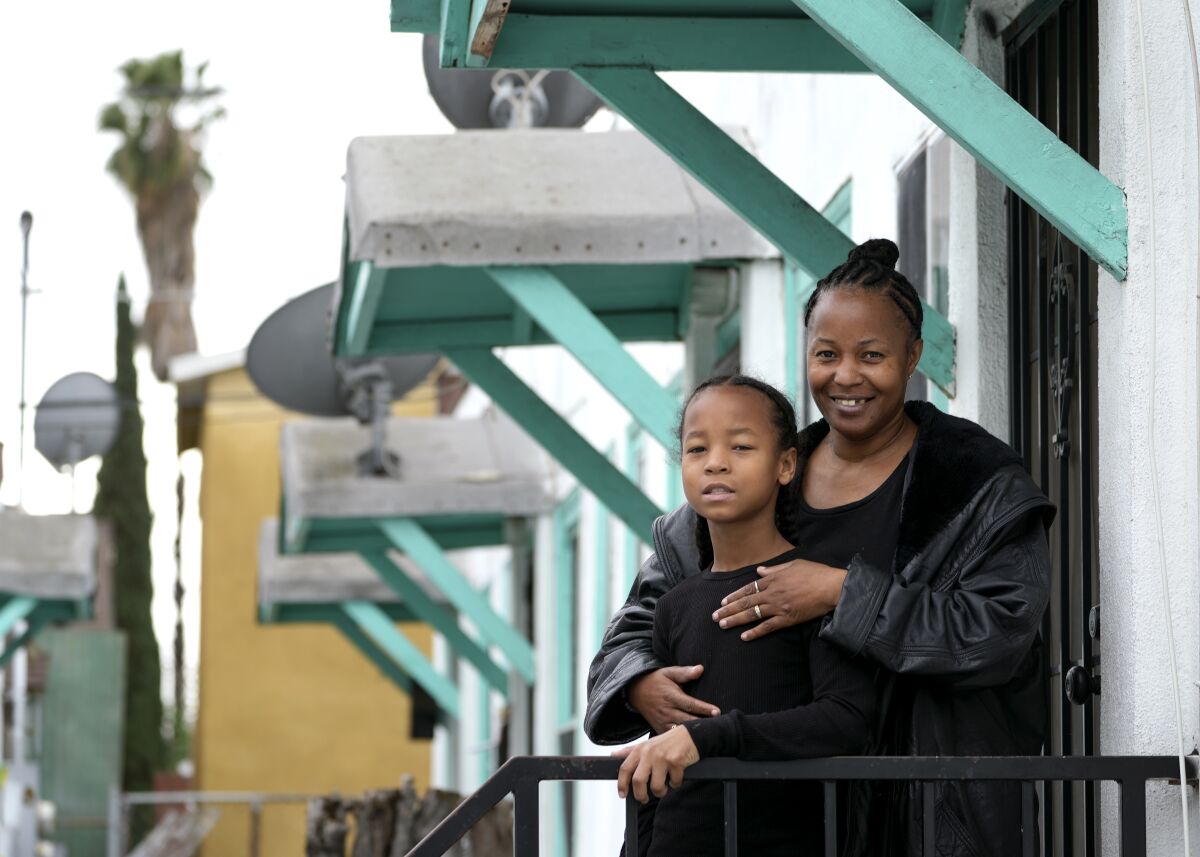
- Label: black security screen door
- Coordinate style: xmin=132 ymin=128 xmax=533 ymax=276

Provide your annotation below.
xmin=1006 ymin=1 xmax=1101 ymax=855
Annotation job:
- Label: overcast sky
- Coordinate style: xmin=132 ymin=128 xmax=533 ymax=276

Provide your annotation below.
xmin=0 ymin=0 xmax=458 ymax=716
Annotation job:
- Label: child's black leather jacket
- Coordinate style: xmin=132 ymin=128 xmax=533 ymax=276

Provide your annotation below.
xmin=585 ymin=402 xmax=1054 ymax=857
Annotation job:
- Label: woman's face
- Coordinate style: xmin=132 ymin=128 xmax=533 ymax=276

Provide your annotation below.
xmin=680 ymin=386 xmax=797 ymax=526
xmin=806 ymin=288 xmax=922 ymax=442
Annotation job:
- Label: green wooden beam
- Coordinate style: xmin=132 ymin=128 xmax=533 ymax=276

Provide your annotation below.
xmin=444 ymin=346 xmax=663 ymax=543
xmin=919 ymin=302 xmax=956 ymax=398
xmin=572 ymin=69 xmax=959 ymax=390
xmin=0 ymin=597 xmax=37 ymax=640
xmin=360 ymin=548 xmax=513 ymax=693
xmin=367 ymin=311 xmax=680 ymax=352
xmin=268 ymin=602 xmax=416 ymax=625
xmin=486 ymin=266 xmax=679 ymax=451
xmin=391 ymin=0 xmax=441 ymax=34
xmin=572 ymin=67 xmax=850 ymax=281
xmin=439 ymin=0 xmax=472 ymax=67
xmin=465 ymin=0 xmax=508 ymax=67
xmin=344 ymin=261 xmax=388 ymax=357
xmin=791 ymin=0 xmax=1127 ymax=280
xmin=340 ymin=601 xmax=460 ymax=716
xmin=330 ymin=608 xmax=415 ymax=695
xmin=0 ymin=613 xmax=48 ymax=670
xmin=475 ymin=15 xmax=869 ymax=72
xmin=931 ymin=0 xmax=970 ymax=48
xmin=378 ymin=519 xmax=535 ymax=682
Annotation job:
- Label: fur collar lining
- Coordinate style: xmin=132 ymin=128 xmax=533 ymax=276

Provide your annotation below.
xmin=796 ymin=401 xmax=1024 ymax=568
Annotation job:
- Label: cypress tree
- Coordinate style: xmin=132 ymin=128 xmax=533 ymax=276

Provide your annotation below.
xmin=94 ymin=276 xmax=163 ymax=845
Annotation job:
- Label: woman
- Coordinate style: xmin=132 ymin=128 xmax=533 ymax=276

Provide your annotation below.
xmin=587 ymin=239 xmax=1053 ymax=857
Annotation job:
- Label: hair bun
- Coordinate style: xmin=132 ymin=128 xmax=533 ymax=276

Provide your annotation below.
xmin=847 ymin=238 xmax=900 ymax=270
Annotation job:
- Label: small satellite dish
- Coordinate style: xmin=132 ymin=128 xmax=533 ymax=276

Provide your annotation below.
xmin=33 ymin=372 xmax=121 ymax=471
xmin=422 ymin=34 xmax=603 ymax=129
xmin=247 ymin=283 xmax=440 ymax=477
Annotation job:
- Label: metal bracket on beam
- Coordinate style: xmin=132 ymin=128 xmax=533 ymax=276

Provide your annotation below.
xmin=360 ymin=548 xmax=513 ymax=693
xmin=378 ymin=519 xmax=535 ymax=682
xmin=486 ymin=266 xmax=679 ymax=452
xmin=791 ymin=0 xmax=1127 ymax=279
xmin=444 ymin=346 xmax=663 ymax=543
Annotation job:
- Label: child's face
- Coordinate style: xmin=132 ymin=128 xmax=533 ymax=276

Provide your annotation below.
xmin=680 ymin=386 xmax=797 ymax=527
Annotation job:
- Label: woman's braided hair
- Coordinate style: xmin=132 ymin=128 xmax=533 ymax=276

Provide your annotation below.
xmin=803 ymin=238 xmax=924 ymax=346
xmin=677 ymin=375 xmax=803 ymax=570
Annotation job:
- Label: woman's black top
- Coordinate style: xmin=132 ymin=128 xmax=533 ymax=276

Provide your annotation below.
xmin=644 ymin=455 xmax=909 ymax=857
xmin=792 ymin=446 xmax=909 ymax=572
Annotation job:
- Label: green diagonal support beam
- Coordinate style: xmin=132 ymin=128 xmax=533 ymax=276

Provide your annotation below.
xmin=568 ymin=67 xmax=955 ymax=393
xmin=931 ymin=0 xmax=970 ymax=47
xmin=340 ymin=601 xmax=460 ymax=717
xmin=486 ymin=266 xmax=678 ymax=451
xmin=444 ymin=346 xmax=663 ymax=542
xmin=0 ymin=612 xmax=48 ymax=670
xmin=439 ymin=0 xmax=472 ymax=66
xmin=791 ymin=0 xmax=1127 ymax=280
xmin=0 ymin=597 xmax=37 ymax=640
xmin=330 ymin=608 xmax=415 ymax=695
xmin=344 ymin=261 xmax=388 ymax=357
xmin=378 ymin=518 xmax=536 ymax=681
xmin=360 ymin=548 xmax=513 ymax=692
xmin=574 ymin=66 xmax=849 ymax=281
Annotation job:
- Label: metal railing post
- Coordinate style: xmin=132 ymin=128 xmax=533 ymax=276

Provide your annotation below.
xmin=722 ymin=781 xmax=737 ymax=857
xmin=249 ymin=800 xmax=263 ymax=857
xmin=922 ymin=782 xmax=936 ymax=856
xmin=1119 ymin=778 xmax=1147 ymax=857
xmin=512 ymin=781 xmax=539 ymax=856
xmin=624 ymin=796 xmax=639 ymax=856
xmin=1021 ymin=782 xmax=1037 ymax=856
xmin=822 ymin=782 xmax=837 ymax=857
xmin=106 ymin=786 xmax=121 ymax=857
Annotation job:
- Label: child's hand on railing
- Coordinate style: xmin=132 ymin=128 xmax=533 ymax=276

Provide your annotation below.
xmin=612 ymin=724 xmax=701 ymax=803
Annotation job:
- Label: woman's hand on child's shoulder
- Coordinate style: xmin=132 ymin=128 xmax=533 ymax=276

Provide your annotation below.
xmin=613 ymin=725 xmax=701 ymax=803
xmin=711 ymin=558 xmax=848 ymax=640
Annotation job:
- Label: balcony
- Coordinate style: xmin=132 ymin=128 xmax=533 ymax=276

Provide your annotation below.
xmin=404 ymin=754 xmax=1193 ymax=857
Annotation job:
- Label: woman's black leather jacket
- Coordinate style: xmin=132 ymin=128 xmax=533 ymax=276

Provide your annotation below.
xmin=585 ymin=402 xmax=1054 ymax=857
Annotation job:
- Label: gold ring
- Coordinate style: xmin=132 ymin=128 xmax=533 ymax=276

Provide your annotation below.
xmin=754 ymin=580 xmax=760 ymax=594
xmin=753 ymin=604 xmax=762 ymax=620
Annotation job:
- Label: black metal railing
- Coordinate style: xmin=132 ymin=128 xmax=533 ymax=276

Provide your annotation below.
xmin=404 ymin=755 xmax=1192 ymax=857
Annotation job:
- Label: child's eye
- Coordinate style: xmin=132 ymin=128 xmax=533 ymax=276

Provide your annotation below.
xmin=686 ymin=446 xmax=705 ymax=455
xmin=862 ymin=351 xmax=884 ymax=360
xmin=732 ymin=445 xmax=753 ymax=452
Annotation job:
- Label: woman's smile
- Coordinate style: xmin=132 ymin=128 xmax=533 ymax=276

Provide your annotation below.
xmin=827 ymin=394 xmax=876 ymax=415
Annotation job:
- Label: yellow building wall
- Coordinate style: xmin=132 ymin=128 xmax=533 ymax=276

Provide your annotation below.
xmin=194 ymin=367 xmax=437 ymax=857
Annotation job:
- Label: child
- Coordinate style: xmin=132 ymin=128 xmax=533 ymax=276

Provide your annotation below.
xmin=614 ymin=375 xmax=878 ymax=856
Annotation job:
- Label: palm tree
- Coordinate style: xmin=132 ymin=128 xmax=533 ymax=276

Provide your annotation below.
xmin=100 ymin=51 xmax=223 ymax=381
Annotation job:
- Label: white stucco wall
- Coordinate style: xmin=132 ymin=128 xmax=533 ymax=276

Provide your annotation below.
xmin=1098 ymin=0 xmax=1200 ymax=854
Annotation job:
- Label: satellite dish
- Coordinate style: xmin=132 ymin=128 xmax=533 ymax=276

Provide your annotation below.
xmin=422 ymin=34 xmax=603 ymax=129
xmin=247 ymin=283 xmax=440 ymax=477
xmin=33 ymin=372 xmax=122 ymax=470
